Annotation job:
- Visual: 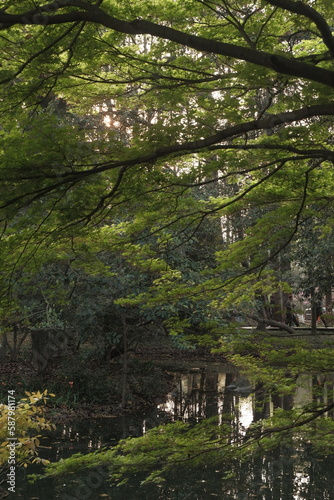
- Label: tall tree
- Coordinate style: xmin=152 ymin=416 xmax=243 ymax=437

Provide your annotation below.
xmin=0 ymin=0 xmax=333 ymax=303
xmin=1 ymin=0 xmax=334 ymax=487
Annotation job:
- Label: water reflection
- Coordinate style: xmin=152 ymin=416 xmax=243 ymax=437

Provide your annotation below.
xmin=5 ymin=365 xmax=334 ymax=500
xmin=156 ymin=366 xmax=262 ymax=440
xmin=157 ymin=366 xmax=334 ymax=427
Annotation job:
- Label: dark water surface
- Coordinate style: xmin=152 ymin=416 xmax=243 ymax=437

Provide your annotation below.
xmin=6 ymin=364 xmax=334 ymax=499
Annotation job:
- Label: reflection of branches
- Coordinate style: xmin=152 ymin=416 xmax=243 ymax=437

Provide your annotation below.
xmin=165 ymin=401 xmax=334 ymax=464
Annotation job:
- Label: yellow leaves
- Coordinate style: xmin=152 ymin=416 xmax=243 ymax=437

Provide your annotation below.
xmin=24 ymin=389 xmax=49 ymax=400
xmin=0 ymin=390 xmax=56 ymax=468
xmin=22 ymin=390 xmax=55 ymax=408
xmin=153 ymin=269 xmax=182 ymax=287
xmin=32 ymin=457 xmax=50 ymax=465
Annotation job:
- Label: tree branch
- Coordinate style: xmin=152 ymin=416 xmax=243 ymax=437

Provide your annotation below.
xmin=1 ymin=102 xmax=334 ymax=210
xmin=248 ymin=315 xmax=295 ymax=334
xmin=0 ymin=1 xmax=334 ymax=88
xmin=266 ymin=0 xmax=334 ymax=56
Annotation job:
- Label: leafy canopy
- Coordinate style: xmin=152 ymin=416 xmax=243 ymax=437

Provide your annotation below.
xmin=0 ymin=0 xmax=334 ymax=486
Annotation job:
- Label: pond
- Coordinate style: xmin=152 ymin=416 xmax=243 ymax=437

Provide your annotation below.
xmin=5 ymin=363 xmax=334 ymax=499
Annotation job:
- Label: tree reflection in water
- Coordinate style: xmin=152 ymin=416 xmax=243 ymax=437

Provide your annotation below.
xmin=154 ymin=366 xmax=334 ymax=499
xmin=15 ymin=366 xmax=334 ymax=499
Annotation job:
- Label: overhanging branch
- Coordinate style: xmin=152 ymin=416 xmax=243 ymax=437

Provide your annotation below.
xmin=0 ymin=1 xmax=334 ymax=88
xmin=266 ymin=0 xmax=334 ymax=57
xmin=1 ymin=102 xmax=334 ymax=210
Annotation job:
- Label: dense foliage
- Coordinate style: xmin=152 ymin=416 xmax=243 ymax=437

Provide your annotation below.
xmin=0 ymin=390 xmax=55 ymax=467
xmin=0 ymin=0 xmax=334 ymax=487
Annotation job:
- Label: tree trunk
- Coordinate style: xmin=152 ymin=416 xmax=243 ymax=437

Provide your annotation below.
xmin=325 ymin=288 xmax=332 ymax=313
xmin=310 ymin=287 xmax=317 ymax=334
xmin=121 ymin=314 xmax=128 ymax=409
xmin=31 ymin=329 xmax=50 ymax=374
xmin=0 ymin=331 xmax=8 ymax=362
xmin=249 ymin=315 xmax=295 ymax=334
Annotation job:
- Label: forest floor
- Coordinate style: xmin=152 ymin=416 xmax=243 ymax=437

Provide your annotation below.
xmin=0 ymin=336 xmax=227 ymax=422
